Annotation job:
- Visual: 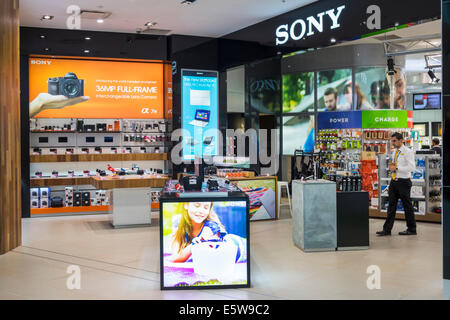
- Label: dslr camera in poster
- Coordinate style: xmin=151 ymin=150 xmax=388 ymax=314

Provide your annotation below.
xmin=161 ymin=200 xmax=249 ymax=289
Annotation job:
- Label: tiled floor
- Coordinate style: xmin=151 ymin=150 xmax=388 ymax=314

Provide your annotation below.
xmin=0 ymin=205 xmax=445 ymax=300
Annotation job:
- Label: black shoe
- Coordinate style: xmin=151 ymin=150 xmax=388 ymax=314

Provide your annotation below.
xmin=376 ymin=230 xmax=391 ymax=236
xmin=399 ymin=230 xmax=417 ymax=235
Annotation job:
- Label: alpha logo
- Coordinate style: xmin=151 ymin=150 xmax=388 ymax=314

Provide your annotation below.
xmin=141 ymin=107 xmax=157 ymax=114
xmin=30 ymin=60 xmax=52 ymax=65
xmin=275 ymin=5 xmax=345 ymax=45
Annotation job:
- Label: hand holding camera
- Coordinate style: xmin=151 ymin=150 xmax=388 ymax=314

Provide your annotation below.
xmin=30 ymin=72 xmax=89 ymax=117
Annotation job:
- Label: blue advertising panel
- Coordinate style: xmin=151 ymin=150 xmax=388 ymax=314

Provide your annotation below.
xmin=181 ymin=69 xmax=219 ymax=161
xmin=317 ymin=111 xmax=362 ymax=129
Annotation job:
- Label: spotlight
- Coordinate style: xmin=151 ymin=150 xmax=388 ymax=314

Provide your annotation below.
xmin=145 ymin=22 xmax=157 ymax=27
xmin=40 ymin=35 xmax=46 ymax=39
xmin=387 ymin=57 xmax=396 ymax=76
xmin=41 ymin=15 xmax=54 ymax=20
xmin=427 ymin=69 xmax=440 ymax=83
xmin=330 ymin=38 xmax=336 ymax=43
xmin=84 ymin=49 xmax=90 ymax=53
xmin=84 ymin=36 xmax=91 ymax=40
xmin=97 ymin=19 xmax=104 ymax=23
xmin=181 ymin=0 xmax=197 ymax=4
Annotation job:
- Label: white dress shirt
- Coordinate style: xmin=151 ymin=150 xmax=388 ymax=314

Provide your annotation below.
xmin=390 ymin=144 xmax=416 ymax=179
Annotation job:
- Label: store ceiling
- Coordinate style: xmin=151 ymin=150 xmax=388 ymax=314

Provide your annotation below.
xmin=19 ymin=0 xmax=317 ymax=37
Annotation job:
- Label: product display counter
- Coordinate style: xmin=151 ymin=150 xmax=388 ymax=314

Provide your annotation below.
xmin=91 ymin=175 xmax=168 ymax=228
xmin=159 ymin=179 xmax=250 ymax=290
xmin=291 ymin=180 xmax=370 ymax=252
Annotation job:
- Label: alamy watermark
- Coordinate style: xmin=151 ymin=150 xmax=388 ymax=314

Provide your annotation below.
xmin=171 ymin=128 xmax=279 ymax=175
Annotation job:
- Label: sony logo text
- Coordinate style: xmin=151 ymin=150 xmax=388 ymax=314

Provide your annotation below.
xmin=30 ymin=60 xmax=52 ymax=65
xmin=275 ymin=5 xmax=345 ymax=45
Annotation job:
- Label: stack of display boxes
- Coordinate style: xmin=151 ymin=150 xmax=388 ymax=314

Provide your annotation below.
xmin=71 ymin=190 xmax=90 ymax=206
xmin=361 ymin=152 xmax=379 ymax=209
xmin=30 ymin=187 xmax=50 ymax=208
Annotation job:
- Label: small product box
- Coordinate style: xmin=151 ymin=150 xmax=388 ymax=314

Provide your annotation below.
xmin=39 ymin=187 xmax=50 ymax=199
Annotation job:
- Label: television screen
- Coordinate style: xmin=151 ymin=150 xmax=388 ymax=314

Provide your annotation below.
xmin=161 ymin=200 xmax=248 ymax=289
xmin=413 ymin=93 xmax=441 ymax=110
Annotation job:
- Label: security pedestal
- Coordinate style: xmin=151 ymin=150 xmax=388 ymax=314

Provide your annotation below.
xmin=292 ymin=180 xmax=337 ymax=252
xmin=336 ymin=191 xmax=369 ymax=250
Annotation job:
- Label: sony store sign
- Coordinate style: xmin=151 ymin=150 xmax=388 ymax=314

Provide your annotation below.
xmin=275 ymin=5 xmax=346 ymax=45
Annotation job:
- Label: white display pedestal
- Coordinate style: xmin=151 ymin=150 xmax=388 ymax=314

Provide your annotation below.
xmin=109 ymin=187 xmax=152 ymax=228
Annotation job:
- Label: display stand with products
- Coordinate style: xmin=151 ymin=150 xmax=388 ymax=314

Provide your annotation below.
xmin=28 ymin=117 xmax=172 ymax=217
xmin=373 ymin=153 xmax=441 ymax=223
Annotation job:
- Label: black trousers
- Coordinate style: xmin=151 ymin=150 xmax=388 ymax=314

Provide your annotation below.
xmin=383 ymin=178 xmax=417 ymax=232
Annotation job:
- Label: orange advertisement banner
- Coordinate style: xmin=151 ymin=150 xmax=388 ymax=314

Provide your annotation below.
xmin=29 ymin=56 xmax=167 ymax=119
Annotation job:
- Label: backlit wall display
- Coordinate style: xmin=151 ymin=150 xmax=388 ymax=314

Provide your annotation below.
xmin=29 ymin=55 xmax=166 ymax=119
xmin=161 ymin=200 xmax=249 ymax=289
xmin=181 ymin=69 xmax=219 ymax=161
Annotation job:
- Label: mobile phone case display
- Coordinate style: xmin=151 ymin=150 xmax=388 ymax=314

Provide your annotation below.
xmin=378 ymin=153 xmax=433 ymax=216
xmin=362 ymin=129 xmax=412 ymax=154
xmin=30 ymin=118 xmax=172 ymax=155
xmin=427 ymin=155 xmax=442 ymax=214
xmin=316 ymin=129 xmax=362 ymax=188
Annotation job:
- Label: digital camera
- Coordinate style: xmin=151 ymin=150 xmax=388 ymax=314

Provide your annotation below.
xmin=48 ymin=72 xmax=84 ymax=98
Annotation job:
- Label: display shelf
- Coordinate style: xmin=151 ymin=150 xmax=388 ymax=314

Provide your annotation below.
xmin=30 ymin=205 xmax=111 ymax=215
xmin=30 ymin=153 xmax=168 ymax=163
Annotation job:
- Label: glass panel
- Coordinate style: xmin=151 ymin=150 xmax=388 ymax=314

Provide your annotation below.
xmin=317 ymin=69 xmax=352 ymax=111
xmin=282 ymin=114 xmax=315 ymax=155
xmin=282 ymin=72 xmax=314 ymax=113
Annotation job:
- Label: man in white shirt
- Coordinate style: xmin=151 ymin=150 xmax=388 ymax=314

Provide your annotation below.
xmin=377 ymin=132 xmax=417 ymax=236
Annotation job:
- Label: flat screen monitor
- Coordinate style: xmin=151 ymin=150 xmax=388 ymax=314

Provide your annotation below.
xmin=161 ymin=200 xmax=249 ymax=289
xmin=413 ymin=93 xmax=441 ymax=110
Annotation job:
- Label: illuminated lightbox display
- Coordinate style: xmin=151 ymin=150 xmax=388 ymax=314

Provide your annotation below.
xmin=160 ymin=200 xmax=249 ymax=289
xmin=181 ymin=69 xmax=219 ymax=161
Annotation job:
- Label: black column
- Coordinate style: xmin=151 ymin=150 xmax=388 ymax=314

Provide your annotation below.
xmin=442 ymin=0 xmax=450 ymax=282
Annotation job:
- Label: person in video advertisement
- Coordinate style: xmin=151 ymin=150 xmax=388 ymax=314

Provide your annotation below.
xmin=342 ymin=81 xmax=373 ymax=110
xmin=370 ymin=80 xmax=391 ymax=109
xmin=323 ymin=87 xmax=338 ymax=111
xmin=387 ymin=67 xmax=407 ymax=109
xmin=170 ymin=202 xmax=246 ymax=263
xmin=377 ymin=132 xmax=417 ymax=236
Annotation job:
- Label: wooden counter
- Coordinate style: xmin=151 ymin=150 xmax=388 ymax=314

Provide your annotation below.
xmin=30 ymin=177 xmax=92 ymax=187
xmin=90 ymin=175 xmax=169 ymax=189
xmin=369 ymin=208 xmax=441 ymax=223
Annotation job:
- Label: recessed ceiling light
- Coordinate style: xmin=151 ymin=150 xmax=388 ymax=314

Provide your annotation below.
xmin=44 ymin=48 xmax=49 ymax=51
xmin=330 ymin=38 xmax=337 ymax=43
xmin=84 ymin=49 xmax=90 ymax=53
xmin=97 ymin=19 xmax=104 ymax=23
xmin=85 ymin=36 xmax=91 ymax=40
xmin=40 ymin=35 xmax=46 ymax=39
xmin=41 ymin=15 xmax=53 ymax=20
xmin=145 ymin=22 xmax=157 ymax=27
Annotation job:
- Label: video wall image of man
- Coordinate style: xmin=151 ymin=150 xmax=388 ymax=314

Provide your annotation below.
xmin=282 ymin=72 xmax=314 ymax=113
xmin=162 ymin=201 xmax=248 ymax=288
xmin=318 ymin=69 xmax=352 ymax=111
xmin=232 ymin=179 xmax=277 ymax=220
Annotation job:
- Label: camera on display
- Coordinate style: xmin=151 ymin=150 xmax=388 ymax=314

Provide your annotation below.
xmin=48 ymin=72 xmax=84 ymax=98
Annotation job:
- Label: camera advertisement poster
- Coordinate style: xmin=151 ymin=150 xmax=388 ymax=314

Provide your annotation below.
xmin=161 ymin=201 xmax=249 ymax=289
xmin=29 ymin=56 xmax=167 ymax=119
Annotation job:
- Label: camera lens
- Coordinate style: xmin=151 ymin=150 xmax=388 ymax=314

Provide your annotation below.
xmin=62 ymin=79 xmax=80 ymax=98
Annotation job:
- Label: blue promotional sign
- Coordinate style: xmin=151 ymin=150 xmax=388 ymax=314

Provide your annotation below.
xmin=181 ymin=69 xmax=219 ymax=161
xmin=317 ymin=111 xmax=362 ymax=129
